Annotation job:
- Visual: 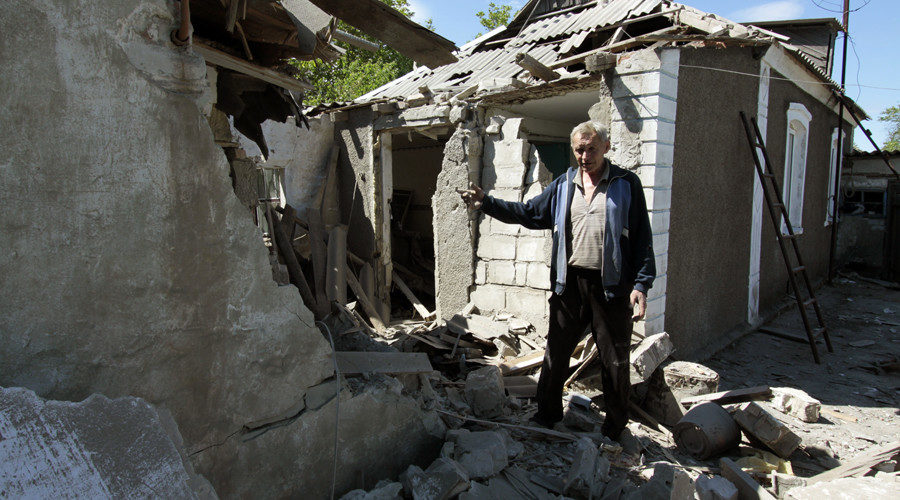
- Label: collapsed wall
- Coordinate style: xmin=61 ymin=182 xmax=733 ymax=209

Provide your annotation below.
xmin=0 ymin=0 xmax=440 ymax=495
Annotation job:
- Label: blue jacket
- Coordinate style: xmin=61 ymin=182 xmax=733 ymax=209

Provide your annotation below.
xmin=482 ymin=163 xmax=655 ymax=298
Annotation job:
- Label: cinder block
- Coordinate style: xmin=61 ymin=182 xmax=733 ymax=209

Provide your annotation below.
xmin=611 ymin=72 xmax=662 ymax=98
xmin=642 ymin=313 xmax=665 ymax=336
xmin=475 ymin=260 xmax=486 ymax=285
xmin=640 ymin=141 xmax=674 ymax=166
xmin=645 ymin=294 xmax=666 ymax=319
xmin=630 ymin=332 xmax=674 ymax=384
xmin=476 ymin=235 xmax=516 ymax=260
xmin=636 ymin=165 xmax=673 ymax=189
xmin=504 ymin=288 xmax=547 ymax=316
xmin=658 ymin=96 xmax=677 ymax=122
xmin=484 ymin=139 xmax=530 ymax=168
xmin=501 ymin=118 xmax=524 ymax=141
xmin=770 ymin=387 xmax=820 ymax=423
xmin=659 ymin=72 xmax=678 ymax=100
xmin=648 ymin=274 xmax=667 ymax=301
xmin=485 ymin=188 xmax=521 ymax=202
xmin=615 ymin=50 xmax=661 ymax=75
xmin=514 ymin=262 xmax=528 ymax=286
xmin=470 ymin=285 xmax=506 ymax=312
xmin=652 ymin=232 xmax=669 ymax=252
xmin=516 ymin=236 xmax=549 ymax=262
xmin=487 ymin=261 xmax=516 ymax=285
xmin=522 ymin=182 xmax=543 ymax=202
xmin=526 ymin=262 xmax=551 ymax=290
xmin=649 ymin=209 xmax=671 ymax=234
xmin=658 ymin=121 xmax=676 ymax=143
xmin=659 ymin=48 xmax=680 ymax=77
xmin=643 ymin=187 xmax=672 ymax=211
xmin=654 ymin=252 xmax=669 ymax=275
xmin=731 ymin=402 xmax=802 ymax=458
xmin=490 ymin=218 xmax=520 ymax=236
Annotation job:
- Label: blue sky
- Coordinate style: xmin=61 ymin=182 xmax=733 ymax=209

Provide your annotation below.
xmin=407 ymin=0 xmax=899 ymax=151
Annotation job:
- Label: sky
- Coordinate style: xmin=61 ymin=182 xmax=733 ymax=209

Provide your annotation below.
xmin=406 ymin=0 xmax=899 ymax=151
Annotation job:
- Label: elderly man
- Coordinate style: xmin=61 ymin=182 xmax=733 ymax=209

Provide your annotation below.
xmin=460 ymin=121 xmax=655 ymax=438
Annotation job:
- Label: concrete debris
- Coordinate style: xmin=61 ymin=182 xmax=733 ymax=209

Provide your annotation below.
xmin=770 ymin=387 xmax=821 ymax=423
xmin=0 ymin=387 xmax=214 ymax=499
xmin=731 ymin=402 xmax=802 ymax=458
xmin=340 ymin=480 xmax=403 ymax=500
xmin=400 ymin=457 xmax=470 ymax=500
xmin=642 ymin=366 xmax=687 ymax=426
xmin=563 ymin=403 xmax=600 ymax=431
xmin=564 ymin=437 xmax=609 ymax=498
xmin=695 ymin=474 xmax=738 ymax=500
xmin=663 ymin=361 xmax=720 ymax=400
xmin=464 ymin=365 xmax=506 ymax=418
xmin=671 ymin=467 xmax=697 ymax=500
xmin=446 ymin=429 xmax=509 ymax=479
xmin=630 ymin=332 xmax=675 ymax=384
xmin=786 ymin=475 xmax=900 ymax=499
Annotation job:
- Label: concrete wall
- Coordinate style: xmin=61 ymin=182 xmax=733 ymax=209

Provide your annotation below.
xmin=667 ymin=47 xmax=759 ymax=357
xmin=0 ymin=1 xmax=440 ymax=496
xmin=757 ymin=69 xmax=853 ymax=314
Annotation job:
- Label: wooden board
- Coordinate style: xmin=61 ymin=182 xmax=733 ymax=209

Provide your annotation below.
xmin=499 ymin=351 xmax=545 ymax=375
xmin=345 ymin=269 xmax=386 ymax=333
xmin=193 ymin=43 xmax=313 ymax=92
xmin=807 ymin=441 xmax=900 ymax=484
xmin=720 ymin=457 xmax=777 ymax=500
xmin=393 ymin=271 xmax=434 ymax=320
xmin=680 ymin=386 xmax=772 ymax=406
xmin=334 ymin=352 xmax=433 ymax=374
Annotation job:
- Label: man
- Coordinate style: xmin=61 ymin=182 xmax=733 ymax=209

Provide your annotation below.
xmin=459 ymin=121 xmax=655 ymax=438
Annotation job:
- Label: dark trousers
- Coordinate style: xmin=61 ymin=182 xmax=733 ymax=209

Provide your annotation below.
xmin=534 ymin=267 xmax=633 ymax=437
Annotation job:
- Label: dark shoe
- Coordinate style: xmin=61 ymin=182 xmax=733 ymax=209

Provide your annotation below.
xmin=529 ymin=413 xmax=558 ymax=429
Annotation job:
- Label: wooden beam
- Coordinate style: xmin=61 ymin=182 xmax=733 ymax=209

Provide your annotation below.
xmin=720 ymin=457 xmax=777 ymax=500
xmin=807 ymin=441 xmax=900 ymax=484
xmin=515 ymin=52 xmax=559 ymax=82
xmin=335 ymin=351 xmax=433 ymax=374
xmin=225 ymin=0 xmax=240 ymax=33
xmin=304 ymin=0 xmax=457 ymax=68
xmin=193 ymin=43 xmax=313 ymax=92
xmin=266 ymin=204 xmax=322 ymax=319
xmin=325 ymin=225 xmax=348 ymax=304
xmin=392 ymin=271 xmax=434 ymax=320
xmin=345 ymin=267 xmax=386 ymax=333
xmin=680 ymin=386 xmax=772 ymax=406
xmin=548 ymin=26 xmax=681 ymax=69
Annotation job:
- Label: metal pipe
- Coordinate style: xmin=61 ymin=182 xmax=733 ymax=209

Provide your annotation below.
xmin=172 ymin=0 xmax=192 ymax=46
xmin=333 ymin=29 xmax=380 ymax=52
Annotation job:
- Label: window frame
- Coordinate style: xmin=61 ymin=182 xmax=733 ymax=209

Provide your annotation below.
xmin=782 ymin=103 xmax=812 ymax=234
xmin=826 ymin=127 xmax=846 ymax=225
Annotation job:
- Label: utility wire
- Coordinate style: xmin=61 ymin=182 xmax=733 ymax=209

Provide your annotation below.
xmin=678 ymin=64 xmax=900 ymax=91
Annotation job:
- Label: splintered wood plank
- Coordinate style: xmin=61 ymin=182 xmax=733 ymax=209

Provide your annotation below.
xmin=193 ymin=43 xmax=312 ymax=92
xmin=680 ymin=386 xmax=772 ymax=406
xmin=345 ymin=268 xmax=386 ymax=333
xmin=334 ymin=352 xmax=433 ymax=374
xmin=499 ymin=351 xmax=545 ymax=375
xmin=393 ymin=271 xmax=434 ymax=320
xmin=807 ymin=441 xmax=900 ymax=484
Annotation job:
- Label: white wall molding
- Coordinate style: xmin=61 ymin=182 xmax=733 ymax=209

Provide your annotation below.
xmin=748 ymin=61 xmax=770 ymax=325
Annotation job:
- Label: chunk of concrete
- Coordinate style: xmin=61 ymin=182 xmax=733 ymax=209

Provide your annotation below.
xmin=447 ymin=429 xmax=508 ymax=479
xmin=770 ymin=387 xmax=820 ymax=423
xmin=642 ymin=366 xmax=687 ymax=426
xmin=672 ymin=467 xmax=697 ymax=500
xmin=731 ymin=402 xmax=802 ymax=458
xmin=664 ymin=361 xmax=720 ymax=400
xmin=0 ymin=387 xmax=213 ymax=499
xmin=786 ymin=476 xmax=900 ymax=499
xmin=340 ymin=481 xmax=403 ymax=500
xmin=695 ymin=475 xmax=738 ymax=500
xmin=630 ymin=332 xmax=675 ymax=384
xmin=564 ymin=437 xmax=609 ymax=498
xmin=400 ymin=458 xmax=470 ymax=500
xmin=464 ymin=365 xmax=506 ymax=418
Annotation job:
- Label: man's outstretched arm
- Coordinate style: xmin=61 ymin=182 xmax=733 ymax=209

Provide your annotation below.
xmin=459 ymin=181 xmax=555 ymax=230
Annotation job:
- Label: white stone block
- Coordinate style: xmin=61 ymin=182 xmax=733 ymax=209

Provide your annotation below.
xmin=636 ymin=165 xmax=672 ymax=188
xmin=485 ymin=188 xmax=520 ymax=202
xmin=514 ymin=262 xmax=528 ymax=286
xmin=523 ymin=182 xmax=544 ymax=202
xmin=501 ymin=118 xmax=524 ymax=141
xmin=649 ymin=210 xmax=670 ymax=235
xmin=644 ymin=187 xmax=672 ymax=211
xmin=658 ymin=96 xmax=677 ymax=122
xmin=475 ymin=260 xmax=486 ymax=285
xmin=471 ymin=285 xmax=506 ymax=311
xmin=658 ymin=121 xmax=676 ymax=144
xmin=491 ymin=218 xmax=520 ymax=236
xmin=615 ymin=50 xmax=661 ymax=75
xmin=660 ymin=72 xmax=678 ymax=100
xmin=630 ymin=332 xmax=674 ymax=383
xmin=659 ymin=48 xmax=680 ymax=77
xmin=516 ymin=237 xmax=549 ymax=262
xmin=654 ymin=252 xmax=668 ymax=275
xmin=505 ymin=288 xmax=548 ymax=316
xmin=645 ymin=294 xmax=666 ymax=319
xmin=485 ymin=139 xmax=529 ymax=168
xmin=494 ymin=165 xmax=526 ymax=189
xmin=487 ymin=261 xmax=516 ymax=285
xmin=652 ymin=232 xmax=669 ymax=253
xmin=648 ymin=274 xmax=667 ymax=301
xmin=476 ymin=235 xmax=516 ymax=260
xmin=770 ymin=387 xmax=821 ymax=423
xmin=611 ymin=72 xmax=661 ymax=98
xmin=642 ymin=314 xmax=665 ymax=336
xmin=526 ymin=263 xmax=551 ymax=290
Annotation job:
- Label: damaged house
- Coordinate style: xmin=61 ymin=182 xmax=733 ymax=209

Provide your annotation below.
xmin=286 ymin=0 xmax=867 ymax=359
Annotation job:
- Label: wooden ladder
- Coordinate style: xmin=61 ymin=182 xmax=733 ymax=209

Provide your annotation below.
xmin=740 ymin=111 xmax=834 ymax=364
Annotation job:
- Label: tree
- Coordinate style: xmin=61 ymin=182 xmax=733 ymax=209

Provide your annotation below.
xmin=879 ymin=105 xmax=900 ymax=151
xmin=474 ymin=2 xmax=514 ymax=38
xmin=289 ymin=0 xmax=421 ymax=105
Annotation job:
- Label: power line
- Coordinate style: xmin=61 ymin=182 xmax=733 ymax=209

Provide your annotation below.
xmin=678 ymin=64 xmax=900 ymax=91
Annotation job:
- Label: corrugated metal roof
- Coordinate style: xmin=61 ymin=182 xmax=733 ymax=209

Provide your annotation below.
xmin=510 ymin=0 xmax=661 ymax=47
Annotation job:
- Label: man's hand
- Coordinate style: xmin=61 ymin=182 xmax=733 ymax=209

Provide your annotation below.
xmin=630 ymin=289 xmax=647 ymax=321
xmin=457 ymin=182 xmax=484 ymax=209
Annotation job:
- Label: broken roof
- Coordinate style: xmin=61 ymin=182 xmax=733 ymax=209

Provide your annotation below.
xmin=354 ymin=0 xmax=864 ymax=120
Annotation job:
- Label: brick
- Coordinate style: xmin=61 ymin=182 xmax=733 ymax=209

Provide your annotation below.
xmin=526 ymin=263 xmax=551 ymax=290
xmin=643 ymin=187 xmax=672 ymax=211
xmin=470 ymin=285 xmax=505 ymax=312
xmin=640 ymin=141 xmax=674 ymax=166
xmin=516 ymin=237 xmax=549 ymax=262
xmin=484 ymin=139 xmax=529 ymax=168
xmin=487 ymin=261 xmax=516 ymax=285
xmin=475 ymin=260 xmax=486 ymax=285
xmin=731 ymin=402 xmax=802 ymax=458
xmin=770 ymin=387 xmax=821 ymax=423
xmin=476 ymin=235 xmax=516 ymax=260
xmin=636 ymin=165 xmax=673 ymax=188
xmin=490 ymin=218 xmax=520 ymax=236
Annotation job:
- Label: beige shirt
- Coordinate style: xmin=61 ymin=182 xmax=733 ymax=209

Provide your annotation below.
xmin=568 ymin=165 xmax=609 ymax=270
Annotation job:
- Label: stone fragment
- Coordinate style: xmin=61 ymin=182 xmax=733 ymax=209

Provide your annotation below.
xmin=630 ymin=332 xmax=674 ymax=384
xmin=507 ymin=318 xmax=532 ymax=334
xmin=464 ymin=366 xmax=506 ymax=418
xmin=671 ymin=467 xmax=696 ymax=500
xmin=400 ymin=458 xmax=470 ymax=500
xmin=447 ymin=429 xmax=508 ymax=479
xmin=496 ymin=428 xmax=525 ymax=459
xmin=458 ymin=481 xmax=492 ymax=499
xmin=731 ymin=402 xmax=802 ymax=458
xmin=450 ymin=105 xmax=467 ymax=124
xmin=664 ymin=361 xmax=720 ymax=400
xmin=562 ymin=404 xmax=599 ymax=431
xmin=493 ymin=337 xmax=519 ymax=358
xmin=642 ymin=366 xmax=687 ymax=426
xmin=564 ymin=437 xmax=608 ymax=498
xmin=770 ymin=387 xmax=821 ymax=423
xmin=340 ymin=481 xmax=403 ymax=500
xmin=695 ymin=475 xmax=738 ymax=500
xmin=305 ymin=378 xmax=341 ymax=410
xmin=0 ymin=387 xmax=213 ymax=499
xmin=771 ymin=472 xmax=807 ymax=498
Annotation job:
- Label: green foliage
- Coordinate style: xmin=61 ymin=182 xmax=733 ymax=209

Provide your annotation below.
xmin=290 ymin=0 xmax=420 ymax=105
xmin=474 ymin=2 xmax=514 ymax=38
xmin=879 ymin=105 xmax=900 ymax=151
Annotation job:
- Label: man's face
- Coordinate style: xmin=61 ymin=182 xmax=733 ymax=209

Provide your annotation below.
xmin=572 ymin=132 xmax=611 ymax=174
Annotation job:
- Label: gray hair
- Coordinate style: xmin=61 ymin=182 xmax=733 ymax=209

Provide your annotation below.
xmin=570 ymin=121 xmax=609 ymax=144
